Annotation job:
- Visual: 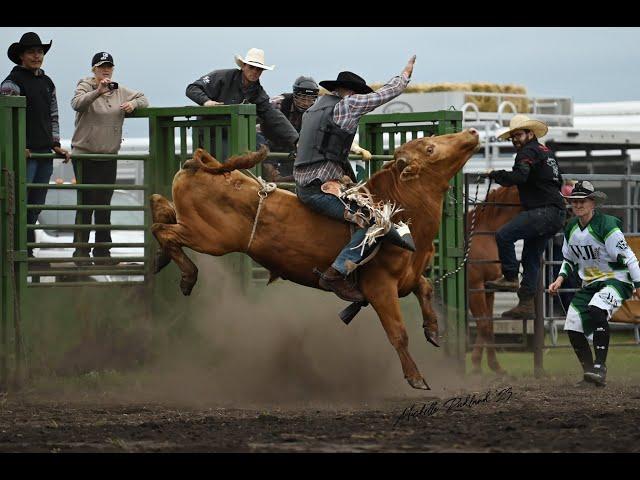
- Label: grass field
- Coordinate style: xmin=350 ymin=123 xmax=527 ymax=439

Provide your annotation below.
xmin=467 ymin=331 xmax=640 ymax=380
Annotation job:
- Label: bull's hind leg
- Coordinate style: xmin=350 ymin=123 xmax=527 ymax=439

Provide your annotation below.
xmin=151 ymin=222 xmax=198 ymax=296
xmin=150 ymin=194 xmax=177 ymax=274
xmin=366 ymin=278 xmax=429 ymax=390
xmin=413 ymin=276 xmax=440 ymax=347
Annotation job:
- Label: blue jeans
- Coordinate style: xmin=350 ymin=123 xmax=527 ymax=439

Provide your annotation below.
xmin=26 ymin=155 xmax=54 ymax=252
xmin=296 ymin=182 xmax=373 ymax=276
xmin=495 ymin=206 xmax=566 ymax=296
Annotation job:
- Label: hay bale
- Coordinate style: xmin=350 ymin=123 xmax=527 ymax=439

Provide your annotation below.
xmin=365 ymin=81 xmax=530 ymax=113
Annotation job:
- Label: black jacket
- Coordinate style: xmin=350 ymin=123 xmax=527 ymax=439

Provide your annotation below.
xmin=490 ymin=139 xmax=564 ymax=210
xmin=4 ymin=66 xmax=58 ymax=150
xmin=185 ymin=68 xmax=298 ymax=149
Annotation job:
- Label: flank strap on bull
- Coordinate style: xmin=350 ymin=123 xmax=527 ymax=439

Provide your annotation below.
xmin=246 ymin=175 xmax=277 ymax=251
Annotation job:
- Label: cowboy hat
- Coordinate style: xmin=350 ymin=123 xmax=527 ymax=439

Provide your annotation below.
xmin=497 ymin=114 xmax=549 ymax=140
xmin=320 ymin=71 xmax=373 ymax=95
xmin=7 ymin=32 xmax=52 ymax=65
xmin=234 ymin=48 xmax=274 ymax=71
xmin=561 ymin=180 xmax=607 ymax=204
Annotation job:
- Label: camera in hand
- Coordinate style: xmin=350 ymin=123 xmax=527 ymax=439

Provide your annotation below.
xmin=107 ymin=82 xmax=119 ymax=91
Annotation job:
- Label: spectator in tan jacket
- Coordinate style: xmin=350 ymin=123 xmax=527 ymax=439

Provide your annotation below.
xmin=70 ymin=51 xmax=149 ymax=265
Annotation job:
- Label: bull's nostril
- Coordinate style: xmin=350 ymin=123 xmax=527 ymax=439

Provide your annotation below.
xmin=469 ymin=128 xmax=479 ymax=136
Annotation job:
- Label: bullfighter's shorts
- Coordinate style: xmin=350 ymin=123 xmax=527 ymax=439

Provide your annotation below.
xmin=563 ymin=278 xmax=633 ymax=336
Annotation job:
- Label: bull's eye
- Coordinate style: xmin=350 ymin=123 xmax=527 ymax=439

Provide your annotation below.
xmin=426 ymin=145 xmax=435 ymax=155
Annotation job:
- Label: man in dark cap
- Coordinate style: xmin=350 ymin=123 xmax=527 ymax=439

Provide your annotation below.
xmin=293 ymin=56 xmax=416 ymax=302
xmin=2 ymin=32 xmax=70 ymax=266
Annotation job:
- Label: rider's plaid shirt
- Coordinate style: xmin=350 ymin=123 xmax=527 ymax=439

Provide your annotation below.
xmin=294 ymin=72 xmax=410 ymax=187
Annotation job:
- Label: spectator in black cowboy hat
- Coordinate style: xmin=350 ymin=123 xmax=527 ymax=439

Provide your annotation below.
xmin=1 ymin=32 xmax=71 ymax=269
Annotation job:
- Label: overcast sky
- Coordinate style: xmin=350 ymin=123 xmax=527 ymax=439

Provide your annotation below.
xmin=2 ymin=27 xmax=639 ymax=138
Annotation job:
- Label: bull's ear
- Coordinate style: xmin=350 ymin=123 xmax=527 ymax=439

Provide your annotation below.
xmin=400 ymin=161 xmax=421 ymax=182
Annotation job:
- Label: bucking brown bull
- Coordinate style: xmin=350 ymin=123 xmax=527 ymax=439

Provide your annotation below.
xmin=150 ymin=128 xmax=480 ymax=389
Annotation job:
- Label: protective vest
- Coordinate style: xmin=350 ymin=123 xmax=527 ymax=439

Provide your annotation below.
xmin=294 ymin=94 xmax=356 ymax=180
xmin=6 ymin=66 xmax=55 ymax=150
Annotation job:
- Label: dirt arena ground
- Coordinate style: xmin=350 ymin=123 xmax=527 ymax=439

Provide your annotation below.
xmin=3 ymin=375 xmax=640 ymax=452
xmin=3 ymin=260 xmax=639 ymax=453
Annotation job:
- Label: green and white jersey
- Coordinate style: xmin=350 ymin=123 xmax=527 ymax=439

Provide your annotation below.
xmin=559 ymin=212 xmax=640 ymax=288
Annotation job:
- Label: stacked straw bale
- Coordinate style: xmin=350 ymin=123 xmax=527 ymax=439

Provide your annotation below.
xmin=321 ymin=82 xmax=530 ymax=113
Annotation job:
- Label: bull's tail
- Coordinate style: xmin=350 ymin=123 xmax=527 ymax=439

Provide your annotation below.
xmin=182 ymin=145 xmax=269 ymax=174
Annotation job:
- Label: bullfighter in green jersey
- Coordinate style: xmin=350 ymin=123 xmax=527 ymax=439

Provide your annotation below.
xmin=549 ymin=181 xmax=640 ymax=387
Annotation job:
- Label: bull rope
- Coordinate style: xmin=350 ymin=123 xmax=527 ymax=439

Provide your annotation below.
xmin=245 ymin=174 xmax=277 ymax=251
xmin=336 ymin=182 xmax=406 ymax=255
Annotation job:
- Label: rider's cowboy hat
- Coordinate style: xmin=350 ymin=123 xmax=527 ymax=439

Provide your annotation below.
xmin=497 ymin=114 xmax=549 ymax=140
xmin=234 ymin=48 xmax=274 ymax=71
xmin=320 ymin=71 xmax=373 ymax=95
xmin=8 ymin=32 xmax=52 ymax=65
xmin=561 ymin=180 xmax=607 ymax=204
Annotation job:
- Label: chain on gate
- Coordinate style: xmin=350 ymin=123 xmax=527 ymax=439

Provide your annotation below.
xmin=431 ymin=174 xmax=493 ymax=287
xmin=3 ymin=168 xmax=25 ymax=386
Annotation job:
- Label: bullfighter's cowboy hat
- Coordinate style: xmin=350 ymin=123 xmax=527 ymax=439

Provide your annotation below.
xmin=8 ymin=32 xmax=52 ymax=65
xmin=561 ymin=180 xmax=607 ymax=204
xmin=234 ymin=48 xmax=274 ymax=71
xmin=320 ymin=71 xmax=373 ymax=95
xmin=497 ymin=114 xmax=549 ymax=140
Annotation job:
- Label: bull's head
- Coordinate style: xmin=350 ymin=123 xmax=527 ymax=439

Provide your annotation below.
xmin=393 ymin=129 xmax=480 ymax=186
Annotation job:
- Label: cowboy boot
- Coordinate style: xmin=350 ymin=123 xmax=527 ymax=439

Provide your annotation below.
xmin=384 ymin=223 xmax=416 ymax=252
xmin=501 ymin=291 xmax=535 ymax=319
xmin=485 ymin=275 xmax=519 ymax=292
xmin=318 ymin=267 xmax=365 ymax=303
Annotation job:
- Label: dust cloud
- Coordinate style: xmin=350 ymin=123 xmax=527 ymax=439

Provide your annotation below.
xmin=26 ymin=253 xmax=472 ymax=408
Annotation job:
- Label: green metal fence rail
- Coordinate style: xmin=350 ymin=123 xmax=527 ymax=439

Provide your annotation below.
xmin=1 ymin=95 xmax=26 ymax=388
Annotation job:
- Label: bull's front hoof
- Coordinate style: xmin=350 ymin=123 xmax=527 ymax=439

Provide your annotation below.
xmin=407 ymin=377 xmax=431 ymax=390
xmin=180 ymin=276 xmax=197 ymax=296
xmin=424 ymin=329 xmax=441 ymax=348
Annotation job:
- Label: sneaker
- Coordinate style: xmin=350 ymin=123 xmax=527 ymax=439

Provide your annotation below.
xmin=72 ymin=249 xmax=92 ymax=267
xmin=584 ymin=364 xmax=607 ymax=387
xmin=485 ymin=275 xmax=519 ymax=292
xmin=92 ymin=249 xmax=120 ymax=266
xmin=574 ymin=378 xmax=592 ymax=387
